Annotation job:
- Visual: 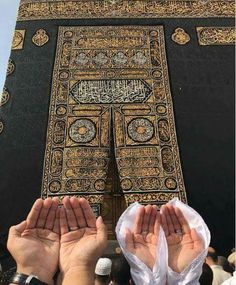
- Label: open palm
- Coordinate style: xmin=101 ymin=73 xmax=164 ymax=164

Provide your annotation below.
xmin=59 ymin=197 xmax=107 ymax=274
xmin=7 ymin=198 xmax=60 ymax=284
xmin=161 ymin=204 xmax=204 ymax=273
xmin=125 ymin=205 xmax=159 ymax=269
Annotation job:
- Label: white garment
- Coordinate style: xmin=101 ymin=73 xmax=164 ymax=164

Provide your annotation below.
xmin=116 ymin=202 xmax=168 ymax=285
xmin=116 ymin=198 xmax=211 ymax=285
xmin=210 ymin=265 xmax=232 ymax=285
xmin=221 ymin=271 xmax=236 ymax=285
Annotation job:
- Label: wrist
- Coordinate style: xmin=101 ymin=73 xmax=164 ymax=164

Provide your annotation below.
xmin=16 ymin=265 xmax=54 ymax=285
xmin=61 ymin=266 xmax=95 ymax=285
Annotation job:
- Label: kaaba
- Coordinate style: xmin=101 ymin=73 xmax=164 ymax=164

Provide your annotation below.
xmin=0 ymin=0 xmax=234 ymax=255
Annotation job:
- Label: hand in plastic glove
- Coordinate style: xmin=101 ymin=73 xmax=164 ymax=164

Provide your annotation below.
xmin=161 ymin=204 xmax=204 ymax=273
xmin=125 ymin=205 xmax=160 ymax=270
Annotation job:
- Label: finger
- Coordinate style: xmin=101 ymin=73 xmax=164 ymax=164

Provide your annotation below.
xmin=133 ymin=206 xmax=145 ymax=234
xmin=70 ymin=196 xmax=86 ymax=228
xmin=45 ymin=197 xmax=59 ymax=230
xmin=164 ymin=205 xmax=175 ymax=234
xmin=63 ymin=197 xmax=78 ymax=229
xmin=160 ymin=205 xmax=169 ymax=236
xmin=80 ymin=198 xmax=96 ymax=228
xmin=154 ymin=211 xmax=161 ymax=236
xmin=59 ymin=206 xmax=69 ymax=235
xmin=142 ymin=205 xmax=152 ymax=232
xmin=148 ymin=205 xmax=157 ymax=233
xmin=125 ymin=228 xmax=135 ymax=252
xmin=96 ymin=216 xmax=107 ymax=248
xmin=174 ymin=207 xmax=191 ymax=234
xmin=26 ymin=199 xmax=43 ymax=229
xmin=191 ymin=228 xmax=204 ymax=252
xmin=53 ymin=207 xmax=60 ymax=234
xmin=36 ymin=198 xmax=53 ymax=228
xmin=166 ymin=204 xmax=182 ymax=232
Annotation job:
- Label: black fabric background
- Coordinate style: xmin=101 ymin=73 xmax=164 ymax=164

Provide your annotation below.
xmin=0 ymin=17 xmax=234 ymax=255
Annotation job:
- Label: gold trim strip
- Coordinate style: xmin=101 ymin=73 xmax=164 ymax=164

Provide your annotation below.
xmin=196 ymin=27 xmax=236 ymax=45
xmin=18 ymin=1 xmax=235 ymax=21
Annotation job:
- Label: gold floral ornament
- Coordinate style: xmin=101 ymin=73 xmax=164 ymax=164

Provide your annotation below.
xmin=196 ymin=27 xmax=236 ymax=45
xmin=171 ymin=28 xmax=190 ymax=45
xmin=0 ymin=120 xmax=4 ymax=134
xmin=0 ymin=87 xmax=10 ymax=107
xmin=7 ymin=59 xmax=15 ymax=76
xmin=12 ymin=30 xmax=25 ymax=50
xmin=32 ymin=29 xmax=49 ymax=47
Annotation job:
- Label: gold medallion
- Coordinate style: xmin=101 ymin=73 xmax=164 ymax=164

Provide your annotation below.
xmin=0 ymin=121 xmax=4 ymax=134
xmin=32 ymin=29 xmax=49 ymax=47
xmin=171 ymin=28 xmax=190 ymax=45
xmin=7 ymin=59 xmax=15 ymax=76
xmin=0 ymin=87 xmax=10 ymax=107
xmin=12 ymin=30 xmax=26 ymax=50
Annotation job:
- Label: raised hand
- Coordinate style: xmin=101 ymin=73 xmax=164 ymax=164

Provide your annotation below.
xmin=161 ymin=204 xmax=204 ymax=273
xmin=7 ymin=198 xmax=60 ymax=285
xmin=125 ymin=205 xmax=159 ymax=270
xmin=59 ymin=197 xmax=107 ymax=282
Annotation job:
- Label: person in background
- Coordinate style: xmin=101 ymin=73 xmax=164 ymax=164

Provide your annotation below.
xmin=218 ymin=255 xmax=233 ymax=274
xmin=95 ymin=258 xmax=112 ymax=285
xmin=221 ymin=252 xmax=236 ymax=285
xmin=227 ymin=252 xmax=236 ymax=271
xmin=205 ymin=248 xmax=232 ymax=285
xmin=110 ymin=255 xmax=132 ymax=285
xmin=199 ymin=263 xmax=214 ymax=285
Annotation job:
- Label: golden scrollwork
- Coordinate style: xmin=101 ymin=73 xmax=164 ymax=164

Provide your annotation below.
xmin=12 ymin=30 xmax=26 ymax=50
xmin=171 ymin=28 xmax=190 ymax=45
xmin=32 ymin=29 xmax=49 ymax=46
xmin=196 ymin=27 xmax=236 ymax=45
xmin=18 ymin=1 xmax=235 ymax=21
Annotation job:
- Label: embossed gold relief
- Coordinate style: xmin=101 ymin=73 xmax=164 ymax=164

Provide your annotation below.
xmin=7 ymin=59 xmax=15 ymax=76
xmin=0 ymin=120 xmax=4 ymax=134
xmin=196 ymin=27 xmax=236 ymax=45
xmin=12 ymin=30 xmax=25 ymax=50
xmin=171 ymin=28 xmax=190 ymax=45
xmin=32 ymin=29 xmax=49 ymax=46
xmin=42 ymin=26 xmax=187 ymax=210
xmin=18 ymin=1 xmax=235 ymax=20
xmin=0 ymin=88 xmax=10 ymax=107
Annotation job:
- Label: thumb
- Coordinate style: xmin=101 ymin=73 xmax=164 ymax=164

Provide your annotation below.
xmin=9 ymin=221 xmax=27 ymax=237
xmin=96 ymin=216 xmax=107 ymax=246
xmin=7 ymin=221 xmax=27 ymax=251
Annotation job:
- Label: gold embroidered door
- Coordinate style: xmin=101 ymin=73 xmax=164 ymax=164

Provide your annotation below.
xmin=42 ymin=26 xmax=187 ymax=226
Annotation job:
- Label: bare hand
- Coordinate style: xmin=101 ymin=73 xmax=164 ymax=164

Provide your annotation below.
xmin=125 ymin=205 xmax=160 ymax=270
xmin=7 ymin=198 xmax=60 ymax=284
xmin=161 ymin=204 xmax=204 ymax=273
xmin=59 ymin=197 xmax=107 ymax=275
